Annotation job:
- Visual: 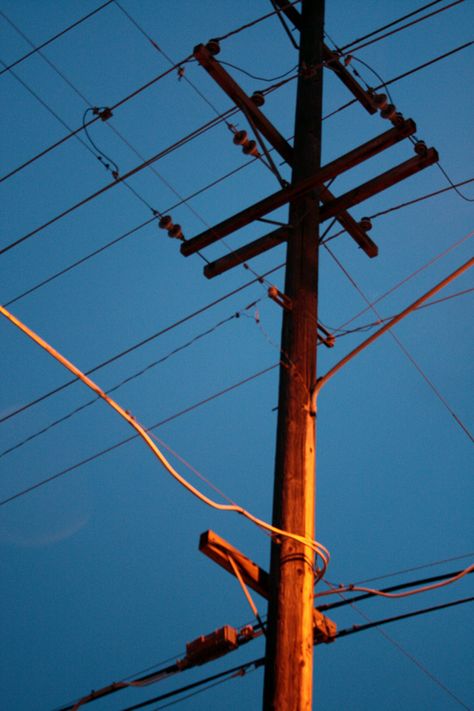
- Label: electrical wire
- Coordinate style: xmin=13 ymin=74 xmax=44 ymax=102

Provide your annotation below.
xmin=218 ymin=59 xmax=298 ymax=82
xmin=318 ymin=569 xmax=474 ymax=610
xmin=331 ymin=288 xmax=474 ymax=339
xmin=0 ymin=57 xmax=192 ymax=184
xmin=214 ymin=0 xmax=302 ymax=43
xmin=0 ymin=305 xmax=330 ymax=567
xmin=0 ymin=2 xmax=114 ymax=77
xmin=323 ymin=245 xmax=474 ymax=443
xmin=0 ymin=105 xmax=237 ymax=256
xmin=2 ymin=155 xmax=262 ymax=308
xmin=0 ymin=363 xmax=280 ymax=508
xmin=354 ymin=552 xmax=474 ymax=585
xmin=327 ymin=229 xmax=474 ymax=331
xmin=67 ymin=595 xmax=473 ymax=711
xmin=0 ymin=301 xmax=262 ymax=459
xmin=323 ymin=40 xmax=473 ymax=121
xmin=335 ymin=0 xmax=447 ymax=53
xmin=316 ymin=566 xmax=474 ymax=601
xmin=0 ymin=263 xmax=283 ymax=426
xmin=341 ymin=0 xmax=466 ymax=55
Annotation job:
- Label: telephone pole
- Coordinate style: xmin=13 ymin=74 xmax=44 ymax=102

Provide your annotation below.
xmin=263 ymin=2 xmax=325 ymax=709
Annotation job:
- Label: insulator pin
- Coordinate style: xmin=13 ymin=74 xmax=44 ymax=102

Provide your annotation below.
xmin=359 ymin=216 xmax=372 ymax=231
xmin=158 ymin=215 xmax=184 ymax=240
xmin=371 ymin=92 xmax=388 ymax=109
xmin=414 ymin=140 xmax=428 ymax=157
xmin=206 ymin=38 xmax=220 ymax=55
xmin=380 ymin=103 xmax=397 ymax=121
xmin=243 ymin=140 xmax=258 ymax=157
xmin=232 ymin=130 xmax=260 ymax=157
xmin=250 ymin=91 xmax=265 ymax=107
xmin=233 ymin=130 xmax=248 ymax=146
xmin=391 ymin=111 xmax=405 ymax=127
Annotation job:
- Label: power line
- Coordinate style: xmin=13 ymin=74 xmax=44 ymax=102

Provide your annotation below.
xmin=0 ymin=0 xmax=304 ymax=185
xmin=354 ymin=552 xmax=474 ymax=585
xmin=0 ymin=301 xmax=261 ymax=459
xmin=0 ymin=1 xmax=114 ymax=76
xmin=335 ymin=0 xmax=447 ymax=53
xmin=0 ymin=106 xmax=237 ymax=256
xmin=0 ymin=363 xmax=279 ymax=508
xmin=323 ymin=40 xmax=473 ymax=121
xmin=318 ymin=569 xmax=474 ymax=611
xmin=341 ymin=0 xmax=466 ymax=55
xmin=323 ymin=245 xmax=474 ymax=443
xmin=111 ymin=597 xmax=474 ymax=711
xmin=0 ymin=264 xmax=282 ymax=426
xmin=0 ymin=57 xmax=192 ymax=184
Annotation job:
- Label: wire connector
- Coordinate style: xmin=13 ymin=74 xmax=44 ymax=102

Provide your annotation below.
xmin=92 ymin=106 xmax=113 ymax=122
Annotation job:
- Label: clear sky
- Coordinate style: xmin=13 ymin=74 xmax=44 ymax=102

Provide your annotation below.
xmin=0 ymin=1 xmax=473 ymax=710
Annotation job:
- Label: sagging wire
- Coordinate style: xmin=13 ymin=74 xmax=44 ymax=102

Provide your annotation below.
xmin=334 ymin=44 xmax=474 ymax=206
xmin=82 ymin=107 xmax=120 ymax=179
xmin=219 ymin=59 xmax=298 ymax=82
xmin=0 ymin=304 xmax=330 ymax=569
xmin=0 ymin=364 xmax=280 ymax=509
xmin=316 ymin=565 xmax=474 ymax=601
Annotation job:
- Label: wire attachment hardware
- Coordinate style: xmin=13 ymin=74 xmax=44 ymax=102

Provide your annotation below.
xmin=92 ymin=106 xmax=113 ymax=122
xmin=232 ymin=130 xmax=260 ymax=157
xmin=268 ymin=286 xmax=292 ymax=310
xmin=317 ymin=323 xmax=335 ymax=349
xmin=158 ymin=215 xmax=185 ymax=241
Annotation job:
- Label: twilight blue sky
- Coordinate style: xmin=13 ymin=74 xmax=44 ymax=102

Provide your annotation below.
xmin=0 ymin=1 xmax=473 ymax=709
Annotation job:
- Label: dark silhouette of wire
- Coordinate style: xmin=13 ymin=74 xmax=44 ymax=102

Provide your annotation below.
xmin=318 ymin=569 xmax=474 ymax=611
xmin=0 ymin=364 xmax=279 ymax=508
xmin=354 ymin=553 xmax=474 ymax=585
xmin=116 ymin=597 xmax=474 ymax=711
xmin=0 ymin=263 xmax=282 ymax=426
xmin=336 ymin=0 xmax=446 ymax=53
xmin=436 ymin=163 xmax=474 ymax=203
xmin=0 ymin=57 xmax=192 ymax=184
xmin=0 ymin=106 xmax=237 ymax=257
xmin=342 ymin=0 xmax=466 ymax=54
xmin=0 ymin=2 xmax=114 ymax=76
xmin=324 ymin=244 xmax=474 ymax=443
xmin=218 ymin=59 xmax=298 ymax=82
xmin=367 ymin=177 xmax=474 ymax=219
xmin=2 ymin=156 xmax=263 ymax=308
xmin=0 ymin=302 xmax=261 ymax=458
xmin=214 ymin=0 xmax=302 ymax=42
xmin=323 ymin=40 xmax=473 ymax=121
xmin=0 ymin=59 xmax=97 ymax=161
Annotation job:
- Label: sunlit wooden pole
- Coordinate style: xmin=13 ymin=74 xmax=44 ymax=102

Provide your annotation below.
xmin=263 ymin=1 xmax=325 ymax=709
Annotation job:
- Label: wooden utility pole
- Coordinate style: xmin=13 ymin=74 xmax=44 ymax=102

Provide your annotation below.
xmin=263 ymin=1 xmax=324 ymax=709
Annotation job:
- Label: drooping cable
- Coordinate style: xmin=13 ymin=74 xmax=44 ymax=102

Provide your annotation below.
xmin=0 ymin=300 xmax=262 ymax=458
xmin=0 ymin=263 xmax=283 ymax=425
xmin=0 ymin=363 xmax=280 ymax=508
xmin=318 ymin=568 xmax=474 ymax=610
xmin=323 ymin=245 xmax=474 ymax=442
xmin=316 ymin=566 xmax=474 ymax=601
xmin=0 ymin=304 xmax=330 ymax=566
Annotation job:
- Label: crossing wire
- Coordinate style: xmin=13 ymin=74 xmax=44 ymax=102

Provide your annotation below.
xmin=339 ymin=0 xmax=466 ymax=55
xmin=0 ymin=263 xmax=282 ymax=426
xmin=0 ymin=300 xmax=262 ymax=459
xmin=0 ymin=1 xmax=114 ymax=76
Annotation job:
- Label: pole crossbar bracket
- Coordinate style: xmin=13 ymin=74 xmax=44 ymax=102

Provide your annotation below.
xmin=317 ymin=323 xmax=335 ymax=348
xmin=181 ymin=120 xmax=416 ymax=257
xmin=199 ymin=530 xmax=337 ymax=643
xmin=268 ymin=286 xmax=293 ymax=310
